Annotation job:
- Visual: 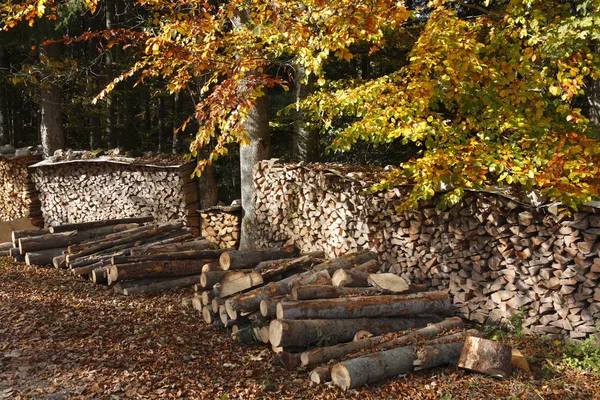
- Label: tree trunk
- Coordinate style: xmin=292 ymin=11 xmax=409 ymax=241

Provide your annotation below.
xmin=172 ymin=93 xmax=182 ymax=153
xmin=293 ymin=63 xmax=318 ymax=161
xmin=331 ymin=269 xmax=370 ymax=287
xmin=219 ymin=245 xmax=298 ymax=270
xmin=457 ymin=336 xmax=513 ymax=379
xmin=111 ymin=248 xmax=228 ymax=264
xmin=129 ymin=237 xmax=213 ymax=256
xmin=49 ymin=217 xmax=151 ymax=233
xmin=108 ymin=258 xmax=214 ymax=283
xmin=121 ymin=275 xmax=201 ymax=295
xmin=276 ymin=291 xmax=453 ymax=320
xmin=292 ymin=285 xmax=377 ymax=301
xmin=104 ymin=0 xmax=117 ymax=148
xmin=218 ymin=270 xmax=263 ymax=298
xmin=239 ymin=93 xmax=270 ymax=250
xmin=268 ymin=316 xmax=440 ymax=348
xmin=24 ymin=247 xmax=66 ymax=266
xmin=39 ymin=41 xmax=65 ymax=157
xmin=0 ymin=47 xmax=9 ymax=145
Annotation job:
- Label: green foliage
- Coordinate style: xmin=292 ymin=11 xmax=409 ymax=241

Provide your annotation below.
xmin=562 ymin=336 xmax=600 ymax=373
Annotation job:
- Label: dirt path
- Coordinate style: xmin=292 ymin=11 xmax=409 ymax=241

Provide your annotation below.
xmin=0 ymin=258 xmax=598 ymax=399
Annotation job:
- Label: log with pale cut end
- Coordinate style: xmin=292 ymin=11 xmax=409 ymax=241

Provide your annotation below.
xmin=351 ymin=259 xmax=380 ymax=273
xmin=52 ymin=254 xmax=67 ymax=269
xmin=91 ymin=266 xmax=110 ymax=284
xmin=111 ymin=248 xmax=230 ymax=265
xmin=254 ymin=252 xmax=325 ymax=278
xmin=332 ymin=269 xmax=370 ymax=288
xmin=0 ymin=242 xmax=13 ymax=252
xmin=108 ymin=258 xmax=213 ymax=284
xmin=201 ymin=270 xmax=250 ymax=288
xmin=219 ymin=245 xmax=299 ymax=270
xmin=353 ymin=330 xmax=372 ymax=341
xmin=121 ymin=275 xmax=202 ymax=295
xmin=201 ymin=261 xmax=221 ymax=272
xmin=458 ymin=336 xmax=513 ymax=379
xmin=291 ymin=285 xmax=378 ymax=300
xmin=48 ymin=216 xmax=153 ymax=233
xmin=211 ymin=297 xmax=224 ymax=313
xmin=300 ymin=317 xmax=464 ymax=368
xmin=72 ymin=259 xmax=111 ymax=278
xmin=192 ymin=297 xmax=203 ymax=312
xmin=276 ymin=291 xmax=453 ymax=320
xmin=201 ymin=291 xmax=214 ymax=306
xmin=259 ymin=326 xmax=270 ymax=344
xmin=202 ymin=306 xmax=218 ymax=324
xmin=269 ymin=316 xmax=441 ymax=348
xmin=129 ymin=238 xmax=214 ymax=256
xmin=310 ymin=366 xmax=332 ymax=384
xmin=260 ymin=296 xmax=286 ymax=318
xmin=219 ymin=271 xmax=264 ymax=298
xmin=367 ymin=273 xmax=409 ymax=293
xmin=12 ymin=228 xmax=50 ymax=244
xmin=413 ymin=342 xmax=465 ymax=371
xmin=276 ymin=351 xmax=303 ymax=370
xmin=25 ymin=247 xmax=67 ymax=266
xmin=9 ymin=247 xmax=21 ymax=258
xmin=67 ymin=225 xmax=155 ymax=254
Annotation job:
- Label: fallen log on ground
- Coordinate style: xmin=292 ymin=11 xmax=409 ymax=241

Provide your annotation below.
xmin=457 ymin=336 xmax=513 ymax=379
xmin=219 ymin=245 xmax=299 ymax=270
xmin=331 ymin=269 xmax=370 ymax=287
xmin=291 ymin=285 xmax=378 ymax=300
xmin=25 ymin=247 xmax=67 ymax=266
xmin=129 ymin=238 xmax=214 ymax=256
xmin=48 ymin=216 xmax=153 ymax=233
xmin=108 ymin=258 xmax=214 ymax=284
xmin=120 ymin=275 xmax=201 ymax=295
xmin=110 ymin=248 xmax=230 ymax=265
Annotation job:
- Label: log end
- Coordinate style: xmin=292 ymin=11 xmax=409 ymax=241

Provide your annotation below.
xmin=330 ymin=364 xmax=352 ymax=390
xmin=24 ymin=253 xmax=32 ymax=266
xmin=269 ymin=319 xmax=284 ymax=347
xmin=107 ymin=265 xmax=119 ymax=285
xmin=225 ymin=299 xmax=237 ymax=320
xmin=275 ymin=302 xmax=284 ymax=320
xmin=259 ymin=299 xmax=269 ymax=318
xmin=202 ymin=307 xmax=214 ymax=324
xmin=219 ymin=252 xmax=231 ymax=270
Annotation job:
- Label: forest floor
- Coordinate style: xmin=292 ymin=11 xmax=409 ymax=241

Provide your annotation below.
xmin=1 ymin=258 xmax=599 ymax=400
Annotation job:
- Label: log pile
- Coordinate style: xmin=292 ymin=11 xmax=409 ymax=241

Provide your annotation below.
xmin=200 ymin=203 xmax=241 ymax=248
xmin=253 ymin=159 xmax=600 ymax=339
xmin=184 ymin=248 xmax=472 ymax=388
xmin=29 ymin=155 xmax=200 ymax=233
xmin=0 ymin=146 xmax=43 ymax=225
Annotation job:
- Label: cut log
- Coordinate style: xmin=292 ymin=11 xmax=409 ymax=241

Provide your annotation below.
xmin=108 ymin=258 xmax=214 ymax=284
xmin=269 ymin=316 xmax=442 ymax=348
xmin=260 ymin=296 xmax=287 ymax=318
xmin=202 ymin=306 xmax=218 ymax=324
xmin=457 ymin=336 xmax=513 ymax=379
xmin=111 ymin=248 xmax=230 ymax=265
xmin=367 ymin=273 xmax=409 ymax=293
xmin=219 ymin=245 xmax=299 ymax=270
xmin=25 ymin=247 xmax=67 ymax=266
xmin=12 ymin=228 xmax=50 ymax=244
xmin=129 ymin=238 xmax=214 ymax=256
xmin=254 ymin=252 xmax=325 ymax=278
xmin=72 ymin=258 xmax=111 ymax=278
xmin=48 ymin=216 xmax=153 ymax=233
xmin=0 ymin=242 xmax=13 ymax=251
xmin=219 ymin=271 xmax=264 ymax=298
xmin=52 ymin=254 xmax=67 ymax=269
xmin=351 ymin=259 xmax=380 ymax=273
xmin=121 ymin=275 xmax=201 ymax=295
xmin=291 ymin=285 xmax=378 ymax=300
xmin=67 ymin=225 xmax=155 ymax=254
xmin=276 ymin=291 xmax=453 ymax=320
xmin=310 ymin=365 xmax=332 ymax=384
xmin=332 ymin=269 xmax=370 ymax=288
xmin=300 ymin=317 xmax=464 ymax=367
xmin=91 ymin=267 xmax=110 ymax=284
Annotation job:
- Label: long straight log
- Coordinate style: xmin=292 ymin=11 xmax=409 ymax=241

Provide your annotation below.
xmin=12 ymin=228 xmax=50 ymax=244
xmin=219 ymin=271 xmax=264 ymax=298
xmin=0 ymin=242 xmax=13 ymax=251
xmin=253 ymin=252 xmax=325 ymax=277
xmin=219 ymin=245 xmax=299 ymax=270
xmin=111 ymin=248 xmax=230 ymax=265
xmin=121 ymin=275 xmax=201 ymax=295
xmin=332 ymin=269 xmax=370 ymax=287
xmin=25 ymin=247 xmax=67 ymax=266
xmin=72 ymin=258 xmax=112 ymax=278
xmin=66 ymin=225 xmax=155 ymax=254
xmin=292 ymin=285 xmax=378 ymax=300
xmin=108 ymin=258 xmax=214 ymax=284
xmin=91 ymin=266 xmax=110 ymax=284
xmin=276 ymin=291 xmax=453 ymax=320
xmin=128 ymin=238 xmax=214 ymax=256
xmin=48 ymin=216 xmax=153 ymax=233
xmin=269 ymin=316 xmax=442 ymax=348
xmin=52 ymin=254 xmax=67 ymax=269
xmin=300 ymin=317 xmax=464 ymax=368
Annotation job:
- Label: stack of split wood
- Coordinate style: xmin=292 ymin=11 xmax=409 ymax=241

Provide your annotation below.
xmin=0 ymin=147 xmax=43 ymax=226
xmin=29 ymin=155 xmax=199 ymax=233
xmin=200 ymin=203 xmax=241 ymax=248
xmin=252 ymin=159 xmax=600 ymax=339
xmin=183 ymin=248 xmax=486 ymax=388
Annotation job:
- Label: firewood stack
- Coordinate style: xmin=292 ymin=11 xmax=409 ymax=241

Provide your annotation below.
xmin=0 ymin=146 xmax=43 ymax=226
xmin=200 ymin=203 xmax=241 ymax=248
xmin=29 ymin=154 xmax=199 ymax=232
xmin=252 ymin=159 xmax=600 ymax=339
xmin=184 ymin=247 xmax=475 ymax=388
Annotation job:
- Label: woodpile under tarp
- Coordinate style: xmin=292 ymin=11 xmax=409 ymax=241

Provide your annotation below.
xmin=200 ymin=203 xmax=241 ymax=249
xmin=29 ymin=154 xmax=200 ymax=234
xmin=252 ymin=159 xmax=600 ymax=339
xmin=180 ymin=247 xmax=487 ymax=389
xmin=0 ymin=146 xmax=43 ymax=226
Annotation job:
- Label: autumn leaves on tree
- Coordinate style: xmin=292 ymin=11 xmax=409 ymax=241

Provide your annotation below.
xmin=2 ymin=0 xmax=600 ymax=211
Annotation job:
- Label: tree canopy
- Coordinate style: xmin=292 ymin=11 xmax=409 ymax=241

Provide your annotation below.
xmin=2 ymin=0 xmax=600 ymax=209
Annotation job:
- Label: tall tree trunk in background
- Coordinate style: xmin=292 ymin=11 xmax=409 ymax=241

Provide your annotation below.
xmin=39 ymin=41 xmax=65 ymax=157
xmin=588 ymin=78 xmax=600 ymax=128
xmin=0 ymin=47 xmax=9 ymax=146
xmin=158 ymin=95 xmax=167 ymax=153
xmin=172 ymin=92 xmax=182 ymax=154
xmin=105 ymin=0 xmax=117 ymax=148
xmin=239 ymin=94 xmax=270 ymax=250
xmin=197 ymin=146 xmax=218 ymax=210
xmin=294 ymin=63 xmax=318 ymax=162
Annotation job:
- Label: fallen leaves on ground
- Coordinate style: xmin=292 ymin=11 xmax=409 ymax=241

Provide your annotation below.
xmin=0 ymin=257 xmax=598 ymax=399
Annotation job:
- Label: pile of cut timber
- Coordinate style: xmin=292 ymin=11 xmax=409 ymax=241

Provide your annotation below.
xmin=29 ymin=156 xmax=199 ymax=233
xmin=200 ymin=203 xmax=241 ymax=248
xmin=252 ymin=159 xmax=600 ymax=339
xmin=0 ymin=147 xmax=43 ymax=225
xmin=184 ymin=248 xmax=477 ymax=388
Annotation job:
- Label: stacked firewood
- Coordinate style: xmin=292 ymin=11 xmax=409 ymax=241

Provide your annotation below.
xmin=200 ymin=203 xmax=241 ymax=248
xmin=0 ymin=148 xmax=43 ymax=226
xmin=252 ymin=159 xmax=600 ymax=339
xmin=29 ymin=157 xmax=199 ymax=232
xmin=185 ymin=247 xmax=486 ymax=388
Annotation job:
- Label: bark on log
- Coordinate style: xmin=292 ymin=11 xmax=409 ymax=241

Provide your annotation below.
xmin=269 ymin=316 xmax=441 ymax=348
xmin=121 ymin=275 xmax=201 ymax=295
xmin=111 ymin=248 xmax=229 ymax=265
xmin=91 ymin=266 xmax=110 ymax=284
xmin=351 ymin=259 xmax=380 ymax=273
xmin=253 ymin=251 xmax=324 ymax=276
xmin=219 ymin=271 xmax=264 ymax=298
xmin=129 ymin=238 xmax=214 ymax=256
xmin=12 ymin=228 xmax=50 ymax=244
xmin=260 ymin=296 xmax=287 ymax=318
xmin=367 ymin=273 xmax=409 ymax=294
xmin=25 ymin=247 xmax=67 ymax=266
xmin=300 ymin=317 xmax=464 ymax=367
xmin=276 ymin=291 xmax=453 ymax=320
xmin=48 ymin=216 xmax=153 ymax=233
xmin=72 ymin=258 xmax=111 ymax=278
xmin=52 ymin=254 xmax=67 ymax=269
xmin=291 ymin=285 xmax=378 ymax=300
xmin=108 ymin=258 xmax=214 ymax=284
xmin=219 ymin=245 xmax=299 ymax=270
xmin=67 ymin=225 xmax=155 ymax=253
xmin=0 ymin=242 xmax=13 ymax=251
xmin=310 ymin=366 xmax=332 ymax=384
xmin=457 ymin=336 xmax=513 ymax=379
